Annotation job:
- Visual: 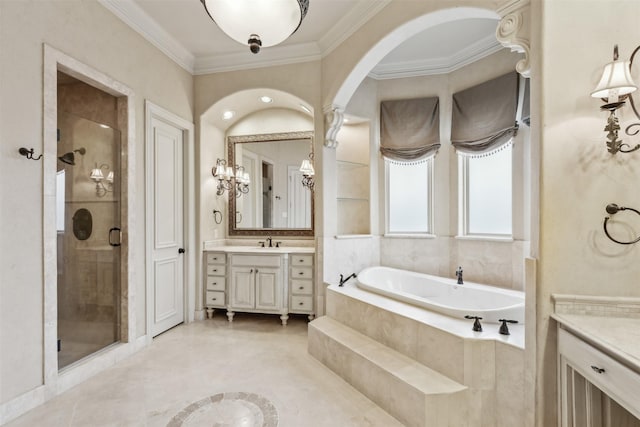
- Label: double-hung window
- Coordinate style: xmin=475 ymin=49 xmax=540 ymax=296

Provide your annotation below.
xmin=380 ymin=96 xmax=440 ymax=235
xmin=451 ymin=72 xmax=520 ymax=238
xmin=386 ymin=159 xmax=433 ymax=234
xmin=458 ymin=146 xmax=512 ymax=237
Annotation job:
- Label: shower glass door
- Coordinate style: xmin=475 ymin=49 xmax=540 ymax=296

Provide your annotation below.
xmin=56 ymin=112 xmax=121 ymax=369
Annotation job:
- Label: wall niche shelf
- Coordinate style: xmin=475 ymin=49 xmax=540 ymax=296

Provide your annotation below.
xmin=336 ymin=122 xmax=371 ymax=236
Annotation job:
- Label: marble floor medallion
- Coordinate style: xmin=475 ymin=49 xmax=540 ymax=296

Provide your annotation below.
xmin=167 ymin=392 xmax=278 ymax=427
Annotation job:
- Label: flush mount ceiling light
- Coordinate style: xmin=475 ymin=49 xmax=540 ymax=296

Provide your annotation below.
xmin=591 ymin=44 xmax=640 ymax=154
xmin=200 ymin=0 xmax=309 ymax=54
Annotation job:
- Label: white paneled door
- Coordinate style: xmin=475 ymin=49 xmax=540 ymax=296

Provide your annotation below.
xmin=149 ymin=117 xmax=184 ymax=337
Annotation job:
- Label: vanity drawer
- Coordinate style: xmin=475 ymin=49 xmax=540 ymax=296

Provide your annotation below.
xmin=232 ymin=254 xmax=281 ymax=268
xmin=207 ymin=252 xmax=226 ymax=265
xmin=291 ymin=254 xmax=313 ymax=267
xmin=207 ymin=264 xmax=226 ymax=276
xmin=291 ymin=295 xmax=313 ymax=312
xmin=291 ymin=279 xmax=312 ymax=295
xmin=206 ymin=291 xmax=225 ymax=307
xmin=559 ymin=328 xmax=640 ymax=418
xmin=206 ymin=276 xmax=226 ymax=291
xmin=291 ymin=267 xmax=312 ymax=279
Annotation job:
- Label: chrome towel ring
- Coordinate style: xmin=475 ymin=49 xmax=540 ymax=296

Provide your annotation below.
xmin=603 ymin=203 xmax=640 ymax=245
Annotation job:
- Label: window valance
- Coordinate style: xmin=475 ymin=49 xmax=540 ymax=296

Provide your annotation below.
xmin=380 ymin=97 xmax=440 ymax=162
xmin=451 ymin=72 xmax=519 ymax=155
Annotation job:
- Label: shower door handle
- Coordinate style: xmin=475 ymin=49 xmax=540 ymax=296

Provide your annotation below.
xmin=109 ymin=227 xmax=122 ymax=247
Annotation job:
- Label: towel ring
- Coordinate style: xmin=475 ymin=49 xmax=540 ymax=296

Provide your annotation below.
xmin=603 ymin=203 xmax=640 ymax=245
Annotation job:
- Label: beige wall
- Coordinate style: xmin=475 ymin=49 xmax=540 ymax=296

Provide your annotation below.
xmin=0 ymin=0 xmax=193 ymax=404
xmin=537 ymin=1 xmax=640 ymax=425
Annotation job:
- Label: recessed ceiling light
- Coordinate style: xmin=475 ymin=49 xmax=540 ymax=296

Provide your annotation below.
xmin=300 ymin=104 xmax=311 ymax=114
xmin=343 ymin=118 xmax=350 ymax=123
xmin=222 ymin=110 xmax=235 ymax=120
xmin=260 ymin=96 xmax=273 ymax=103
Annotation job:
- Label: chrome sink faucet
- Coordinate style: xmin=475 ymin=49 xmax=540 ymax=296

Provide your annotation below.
xmin=455 ymin=266 xmax=463 ymax=285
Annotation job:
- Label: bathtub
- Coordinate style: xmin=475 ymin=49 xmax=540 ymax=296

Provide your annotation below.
xmin=356 ymin=266 xmax=524 ymax=324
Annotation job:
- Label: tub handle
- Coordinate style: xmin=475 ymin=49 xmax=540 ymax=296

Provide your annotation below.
xmin=464 ymin=315 xmax=483 ymax=332
xmin=498 ymin=319 xmax=518 ymax=335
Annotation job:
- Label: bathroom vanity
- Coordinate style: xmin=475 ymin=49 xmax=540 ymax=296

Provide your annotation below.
xmin=204 ymin=246 xmax=315 ymax=325
xmin=552 ymin=295 xmax=640 ymax=427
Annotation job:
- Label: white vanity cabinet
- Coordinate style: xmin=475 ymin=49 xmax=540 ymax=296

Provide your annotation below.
xmin=289 ymin=253 xmax=315 ymax=320
xmin=556 ymin=321 xmax=640 ymax=427
xmin=204 ymin=252 xmax=226 ymax=318
xmin=227 ymin=254 xmax=288 ymax=325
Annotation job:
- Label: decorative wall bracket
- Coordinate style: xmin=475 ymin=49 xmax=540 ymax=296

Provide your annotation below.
xmin=603 ymin=203 xmax=640 ymax=245
xmin=496 ymin=1 xmax=531 ymax=78
xmin=324 ymin=105 xmax=344 ymax=148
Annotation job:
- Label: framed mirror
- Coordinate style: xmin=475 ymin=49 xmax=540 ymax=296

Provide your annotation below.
xmin=228 ymin=131 xmax=314 ymax=237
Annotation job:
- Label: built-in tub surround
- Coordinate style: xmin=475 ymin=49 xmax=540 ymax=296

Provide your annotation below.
xmin=357 ymin=266 xmax=525 ymax=324
xmin=309 ymin=282 xmax=525 ymax=427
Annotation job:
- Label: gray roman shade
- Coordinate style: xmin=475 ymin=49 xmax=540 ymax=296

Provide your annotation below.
xmin=451 ymin=72 xmax=519 ymax=155
xmin=380 ymin=97 xmax=440 ymax=162
xmin=522 ymin=78 xmax=530 ymax=126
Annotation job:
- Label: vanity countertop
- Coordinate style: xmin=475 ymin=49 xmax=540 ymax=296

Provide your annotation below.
xmin=552 ymin=313 xmax=640 ymax=374
xmin=203 ymin=243 xmax=314 ymax=254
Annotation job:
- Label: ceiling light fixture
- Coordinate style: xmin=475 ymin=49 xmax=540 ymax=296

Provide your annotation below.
xmin=222 ymin=110 xmax=235 ymax=120
xmin=200 ymin=0 xmax=310 ymax=54
xmin=591 ymin=44 xmax=640 ymax=154
xmin=260 ymin=96 xmax=273 ymax=104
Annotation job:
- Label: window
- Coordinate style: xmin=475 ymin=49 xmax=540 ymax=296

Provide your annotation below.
xmin=386 ymin=160 xmax=432 ymax=234
xmin=459 ymin=145 xmax=512 ymax=237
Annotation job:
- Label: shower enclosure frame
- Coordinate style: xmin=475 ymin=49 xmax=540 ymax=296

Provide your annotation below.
xmin=42 ymin=45 xmax=137 ymax=395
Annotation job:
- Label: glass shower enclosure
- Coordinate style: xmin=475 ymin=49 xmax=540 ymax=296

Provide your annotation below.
xmin=56 ymin=112 xmax=121 ymax=369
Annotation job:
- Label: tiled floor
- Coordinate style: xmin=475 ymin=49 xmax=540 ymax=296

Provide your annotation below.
xmin=7 ymin=314 xmax=403 ymax=427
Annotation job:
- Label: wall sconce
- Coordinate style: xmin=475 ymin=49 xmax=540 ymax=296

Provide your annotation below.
xmin=299 ymin=153 xmax=315 ymax=190
xmin=591 ymin=44 xmax=640 ymax=154
xmin=212 ymin=158 xmax=250 ymax=197
xmin=234 ymin=165 xmax=250 ymax=198
xmin=90 ymin=163 xmax=114 ymax=197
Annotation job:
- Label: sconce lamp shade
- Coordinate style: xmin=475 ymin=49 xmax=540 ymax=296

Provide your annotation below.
xmin=591 ymin=59 xmax=637 ymax=100
xmin=90 ymin=167 xmax=104 ymax=182
xmin=201 ymin=0 xmax=309 ymax=53
xmin=299 ymin=159 xmax=315 ymax=176
xmin=106 ymin=171 xmax=114 ymax=183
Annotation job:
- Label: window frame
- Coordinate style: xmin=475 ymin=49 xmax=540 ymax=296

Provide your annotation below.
xmin=384 ymin=158 xmax=435 ymax=237
xmin=457 ymin=144 xmax=514 ymax=240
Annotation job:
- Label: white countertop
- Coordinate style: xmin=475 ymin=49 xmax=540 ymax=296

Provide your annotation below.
xmin=552 ymin=313 xmax=640 ymax=374
xmin=203 ymin=244 xmax=315 ymax=254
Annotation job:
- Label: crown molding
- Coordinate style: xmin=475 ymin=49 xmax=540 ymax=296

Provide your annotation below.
xmin=98 ymin=0 xmax=195 ymax=73
xmin=194 ymin=42 xmax=322 ymax=75
xmin=368 ymin=34 xmax=503 ymax=80
xmin=317 ymin=0 xmax=392 ymax=56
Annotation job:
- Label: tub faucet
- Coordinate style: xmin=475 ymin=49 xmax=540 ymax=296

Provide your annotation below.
xmin=455 ymin=266 xmax=463 ymax=285
xmin=339 ymin=273 xmax=357 ymax=287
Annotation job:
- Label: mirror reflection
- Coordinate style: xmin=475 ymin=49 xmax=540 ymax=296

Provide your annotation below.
xmin=228 ymin=131 xmax=314 ymax=237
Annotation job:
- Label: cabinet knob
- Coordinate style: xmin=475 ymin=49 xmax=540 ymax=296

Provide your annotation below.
xmin=299 ymin=286 xmax=304 ymax=290
xmin=299 ymin=272 xmax=304 ymax=275
xmin=255 ymin=269 xmax=259 ymax=273
xmin=212 ymin=298 xmax=217 ymax=301
xmin=299 ymin=259 xmax=304 ymax=263
xmin=299 ymin=302 xmax=304 ymax=306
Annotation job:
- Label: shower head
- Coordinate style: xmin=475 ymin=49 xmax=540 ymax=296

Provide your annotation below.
xmin=58 ymin=147 xmax=86 ymax=165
